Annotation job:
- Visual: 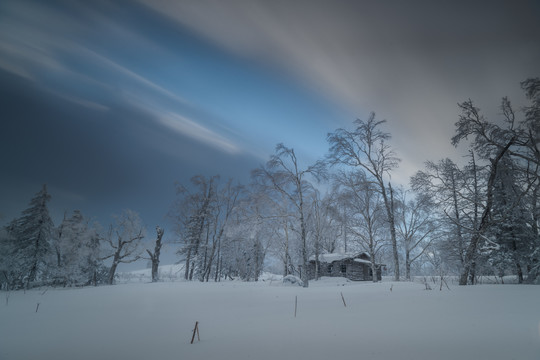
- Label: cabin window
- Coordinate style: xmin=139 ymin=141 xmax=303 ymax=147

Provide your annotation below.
xmin=340 ymin=264 xmax=346 ymax=273
xmin=369 ymin=268 xmax=373 ymax=277
xmin=327 ymin=264 xmax=333 ymax=273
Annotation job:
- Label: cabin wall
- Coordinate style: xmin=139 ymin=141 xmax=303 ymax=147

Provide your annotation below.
xmin=308 ymin=260 xmax=373 ymax=281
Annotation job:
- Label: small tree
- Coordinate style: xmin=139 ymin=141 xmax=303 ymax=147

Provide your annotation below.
xmin=51 ymin=210 xmax=101 ymax=286
xmin=102 ymin=210 xmax=145 ymax=285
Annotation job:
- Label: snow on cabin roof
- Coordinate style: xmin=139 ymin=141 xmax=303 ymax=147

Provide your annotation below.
xmin=354 ymin=258 xmax=372 ymax=265
xmin=309 ymin=252 xmax=369 ymax=263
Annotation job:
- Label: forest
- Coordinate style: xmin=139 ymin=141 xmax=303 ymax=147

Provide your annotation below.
xmin=1 ymin=78 xmax=539 ymax=289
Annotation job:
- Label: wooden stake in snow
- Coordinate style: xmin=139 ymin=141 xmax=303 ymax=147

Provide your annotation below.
xmin=340 ymin=292 xmax=347 ymax=307
xmin=294 ymin=295 xmax=298 ymax=318
xmin=190 ymin=321 xmax=200 ymax=344
xmin=35 ymin=303 xmax=40 ymax=313
xmin=390 ymin=284 xmax=393 ymax=292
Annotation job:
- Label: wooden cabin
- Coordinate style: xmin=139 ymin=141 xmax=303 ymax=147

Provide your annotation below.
xmin=307 ymin=252 xmax=383 ymax=281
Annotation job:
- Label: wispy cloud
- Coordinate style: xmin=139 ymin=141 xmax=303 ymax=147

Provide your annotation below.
xmin=155 ymin=110 xmax=242 ymax=155
xmin=42 ymin=89 xmax=110 ymax=112
xmin=139 ymin=0 xmax=540 ymax=181
xmin=76 ymin=46 xmax=191 ymax=107
xmin=121 ymin=92 xmax=243 ymax=156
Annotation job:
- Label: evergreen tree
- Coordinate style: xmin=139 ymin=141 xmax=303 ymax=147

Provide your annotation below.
xmin=6 ymin=185 xmax=54 ymax=287
xmin=489 ymin=155 xmax=534 ymax=283
xmin=0 ymin=227 xmax=16 ymax=289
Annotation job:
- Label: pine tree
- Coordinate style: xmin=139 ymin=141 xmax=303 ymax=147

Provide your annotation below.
xmin=489 ymin=155 xmax=534 ymax=283
xmin=0 ymin=227 xmax=16 ymax=289
xmin=7 ymin=185 xmax=54 ymax=288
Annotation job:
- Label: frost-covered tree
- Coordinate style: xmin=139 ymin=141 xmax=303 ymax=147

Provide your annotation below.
xmin=395 ymin=191 xmax=437 ymax=281
xmin=172 ymin=176 xmax=215 ymax=281
xmin=102 ymin=210 xmax=145 ymax=285
xmin=5 ymin=185 xmax=54 ymax=288
xmin=246 ymin=176 xmax=297 ymax=278
xmin=252 ymin=143 xmax=325 ymax=287
xmin=411 ymin=158 xmax=476 ymax=276
xmin=202 ymin=179 xmax=243 ymax=282
xmin=488 ymin=155 xmax=535 ymax=283
xmin=225 ymin=187 xmax=279 ymax=281
xmin=324 ymin=187 xmax=349 ymax=254
xmin=50 ymin=210 xmax=101 ymax=286
xmin=0 ymin=227 xmax=16 ymax=289
xmin=451 ymin=99 xmax=526 ymax=285
xmin=306 ymin=190 xmax=342 ymax=280
xmin=328 ymin=114 xmax=401 ymax=280
xmin=335 ymin=170 xmax=387 ymax=282
xmin=413 ymin=80 xmax=540 ymax=285
xmin=520 ymin=78 xmax=540 ymax=283
xmin=172 ymin=176 xmax=243 ymax=282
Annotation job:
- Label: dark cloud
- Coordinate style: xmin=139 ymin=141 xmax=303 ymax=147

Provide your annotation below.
xmin=0 ymin=68 xmax=259 ymax=228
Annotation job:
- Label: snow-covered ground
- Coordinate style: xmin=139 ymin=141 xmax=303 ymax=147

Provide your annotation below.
xmin=1 ymin=275 xmax=539 ymax=360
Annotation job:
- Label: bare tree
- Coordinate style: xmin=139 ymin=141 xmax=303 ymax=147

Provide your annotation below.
xmin=395 ymin=191 xmax=437 ymax=281
xmin=327 ymin=114 xmax=401 ymax=280
xmin=335 ymin=171 xmax=387 ymax=282
xmin=102 ymin=210 xmax=145 ymax=285
xmin=411 ymin=158 xmax=473 ymax=275
xmin=171 ymin=176 xmax=244 ymax=282
xmin=252 ymin=143 xmax=325 ymax=287
xmin=306 ymin=190 xmax=342 ymax=280
xmin=247 ymin=177 xmax=302 ymax=278
xmin=203 ymin=179 xmax=243 ymax=282
xmin=170 ymin=176 xmax=215 ymax=281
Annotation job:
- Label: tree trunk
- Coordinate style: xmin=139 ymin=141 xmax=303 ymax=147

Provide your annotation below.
xmin=527 ymin=184 xmax=539 ymax=283
xmin=300 ymin=203 xmax=309 ymax=288
xmin=184 ymin=247 xmax=192 ymax=280
xmin=385 ymin=182 xmax=400 ymax=281
xmin=405 ymin=251 xmax=411 ymax=281
xmin=214 ymin=236 xmax=221 ymax=282
xmin=203 ymin=240 xmax=217 ymax=282
xmin=108 ymin=259 xmax=119 ymax=285
xmin=516 ymin=262 xmax=524 ymax=284
xmin=283 ymin=223 xmax=290 ymax=276
xmin=450 ymin=170 xmax=466 ymax=268
xmin=149 ymin=227 xmax=164 ymax=283
xmin=370 ymin=244 xmax=378 ymax=283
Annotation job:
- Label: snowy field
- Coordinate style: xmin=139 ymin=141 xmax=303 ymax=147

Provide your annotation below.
xmin=1 ymin=275 xmax=539 ymax=360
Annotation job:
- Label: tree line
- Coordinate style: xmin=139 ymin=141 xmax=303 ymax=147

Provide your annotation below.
xmin=0 ymin=189 xmax=165 ymax=289
xmin=1 ymin=78 xmax=538 ymax=289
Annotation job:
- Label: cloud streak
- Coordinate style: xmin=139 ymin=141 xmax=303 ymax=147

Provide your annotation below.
xmin=140 ymin=0 xmax=540 ymax=180
xmin=0 ymin=0 xmax=246 ymax=158
xmin=157 ymin=112 xmax=242 ymax=155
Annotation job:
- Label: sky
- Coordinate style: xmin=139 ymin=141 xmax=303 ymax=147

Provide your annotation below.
xmin=1 ymin=0 xmax=539 ymax=246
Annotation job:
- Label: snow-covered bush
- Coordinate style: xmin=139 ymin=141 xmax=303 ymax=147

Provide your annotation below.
xmin=282 ymin=275 xmax=303 ymax=286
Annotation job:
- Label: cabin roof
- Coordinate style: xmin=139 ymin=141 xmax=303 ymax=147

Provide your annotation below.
xmin=309 ymin=252 xmax=370 ymax=263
